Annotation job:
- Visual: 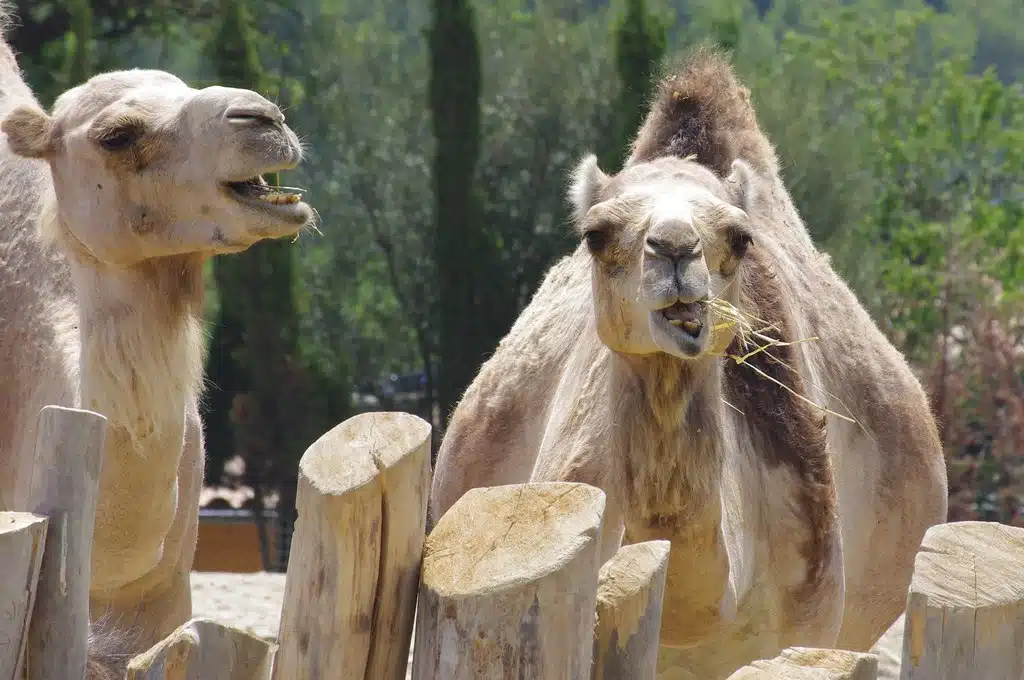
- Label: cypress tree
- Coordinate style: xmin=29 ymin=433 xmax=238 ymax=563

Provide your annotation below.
xmin=63 ymin=0 xmax=94 ymax=87
xmin=202 ymin=0 xmax=263 ymax=487
xmin=601 ymin=0 xmax=667 ymax=172
xmin=428 ymin=0 xmax=486 ymax=419
xmin=205 ymin=0 xmax=304 ymax=569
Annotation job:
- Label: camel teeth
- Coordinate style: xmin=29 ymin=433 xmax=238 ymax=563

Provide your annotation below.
xmin=669 ymin=319 xmax=683 ymax=327
xmin=260 ymin=192 xmax=300 ymax=205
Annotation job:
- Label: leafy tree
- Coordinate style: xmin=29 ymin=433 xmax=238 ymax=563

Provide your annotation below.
xmin=601 ymin=0 xmax=667 ymax=171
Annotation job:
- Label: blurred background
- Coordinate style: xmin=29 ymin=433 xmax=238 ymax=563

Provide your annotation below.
xmin=8 ymin=0 xmax=1021 ymax=571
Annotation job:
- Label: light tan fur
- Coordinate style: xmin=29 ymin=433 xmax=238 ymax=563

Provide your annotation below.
xmin=430 ymin=48 xmax=947 ymax=679
xmin=0 ymin=11 xmax=314 ymax=673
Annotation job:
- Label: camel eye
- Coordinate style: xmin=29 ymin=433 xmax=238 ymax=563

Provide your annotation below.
xmin=95 ymin=120 xmax=146 ymax=152
xmin=726 ymin=224 xmax=753 ymax=258
xmin=584 ymin=229 xmax=609 ymax=252
xmin=99 ymin=129 xmax=139 ymax=151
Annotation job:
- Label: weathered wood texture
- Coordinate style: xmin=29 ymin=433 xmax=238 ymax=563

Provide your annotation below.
xmin=24 ymin=406 xmax=107 ymax=680
xmin=870 ymin=613 xmax=905 ymax=680
xmin=0 ymin=512 xmax=47 ymax=680
xmin=125 ymin=617 xmax=273 ymax=680
xmin=727 ymin=647 xmax=878 ymax=679
xmin=272 ymin=412 xmax=432 ymax=680
xmin=412 ymin=482 xmax=606 ymax=680
xmin=901 ymin=521 xmax=1024 ymax=679
xmin=591 ymin=540 xmax=670 ymax=680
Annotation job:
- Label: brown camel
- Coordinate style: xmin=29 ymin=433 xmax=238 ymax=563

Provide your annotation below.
xmin=0 ymin=14 xmax=313 ymax=676
xmin=430 ymin=48 xmax=947 ymax=678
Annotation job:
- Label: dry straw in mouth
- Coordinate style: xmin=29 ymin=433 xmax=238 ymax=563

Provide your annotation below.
xmin=707 ymin=296 xmax=859 ymax=426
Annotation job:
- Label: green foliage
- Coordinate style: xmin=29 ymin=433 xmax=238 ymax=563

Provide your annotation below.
xmin=602 ymin=0 xmax=667 ymax=170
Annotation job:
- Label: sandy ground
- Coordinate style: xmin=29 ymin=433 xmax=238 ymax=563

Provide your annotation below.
xmin=190 ymin=571 xmax=288 ymax=641
xmin=190 ymin=571 xmax=416 ymax=674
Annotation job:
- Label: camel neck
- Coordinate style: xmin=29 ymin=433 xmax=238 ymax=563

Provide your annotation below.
xmin=609 ymin=352 xmax=725 ymax=525
xmin=69 ymin=252 xmax=207 ymax=592
xmin=71 ymin=254 xmax=206 ymax=450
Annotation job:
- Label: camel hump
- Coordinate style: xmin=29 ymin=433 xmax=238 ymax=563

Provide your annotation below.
xmin=627 ymin=45 xmax=778 ymax=178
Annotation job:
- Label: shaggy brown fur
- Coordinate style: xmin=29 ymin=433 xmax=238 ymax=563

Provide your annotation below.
xmin=723 ymin=246 xmax=839 ymax=613
xmin=628 ymin=45 xmax=778 ymax=177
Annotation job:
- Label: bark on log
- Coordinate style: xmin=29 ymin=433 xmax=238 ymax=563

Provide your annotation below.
xmin=272 ymin=412 xmax=432 ymax=680
xmin=24 ymin=406 xmax=107 ymax=680
xmin=727 ymin=647 xmax=878 ymax=679
xmin=412 ymin=482 xmax=606 ymax=680
xmin=0 ymin=512 xmax=47 ymax=680
xmin=125 ymin=618 xmax=273 ymax=680
xmin=591 ymin=540 xmax=670 ymax=680
xmin=902 ymin=520 xmax=1024 ymax=679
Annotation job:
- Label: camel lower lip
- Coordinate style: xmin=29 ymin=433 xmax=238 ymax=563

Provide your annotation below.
xmin=224 ymin=183 xmax=311 ymax=225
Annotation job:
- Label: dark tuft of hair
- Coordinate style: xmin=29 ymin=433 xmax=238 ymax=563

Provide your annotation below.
xmin=86 ymin=614 xmax=146 ymax=680
xmin=627 ymin=44 xmax=778 ymax=178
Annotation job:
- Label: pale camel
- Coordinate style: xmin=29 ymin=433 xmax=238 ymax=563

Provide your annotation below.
xmin=0 ymin=16 xmax=313 ymax=677
xmin=430 ymin=48 xmax=948 ymax=678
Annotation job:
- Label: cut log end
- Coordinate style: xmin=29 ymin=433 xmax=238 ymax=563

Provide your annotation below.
xmin=422 ymin=482 xmax=607 ymax=597
xmin=727 ymin=647 xmax=878 ymax=679
xmin=903 ymin=521 xmax=1024 ymax=679
xmin=413 ymin=482 xmax=606 ymax=680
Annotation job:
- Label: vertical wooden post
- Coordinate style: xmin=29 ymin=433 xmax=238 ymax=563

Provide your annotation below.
xmin=24 ymin=406 xmax=107 ymax=680
xmin=591 ymin=540 xmax=671 ymax=680
xmin=412 ymin=482 xmax=606 ymax=680
xmin=125 ymin=618 xmax=273 ymax=680
xmin=272 ymin=412 xmax=432 ymax=680
xmin=0 ymin=512 xmax=48 ymax=680
xmin=360 ymin=413 xmax=432 ymax=680
xmin=901 ymin=521 xmax=1024 ymax=680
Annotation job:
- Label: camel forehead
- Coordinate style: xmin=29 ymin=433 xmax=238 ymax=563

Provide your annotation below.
xmin=603 ymin=158 xmax=726 ymax=205
xmin=51 ymin=70 xmax=194 ymax=125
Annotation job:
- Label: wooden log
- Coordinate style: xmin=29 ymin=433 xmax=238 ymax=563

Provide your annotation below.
xmin=901 ymin=521 xmax=1024 ymax=679
xmin=412 ymin=482 xmax=606 ymax=680
xmin=591 ymin=540 xmax=670 ymax=680
xmin=727 ymin=647 xmax=878 ymax=679
xmin=272 ymin=412 xmax=432 ymax=680
xmin=125 ymin=617 xmax=273 ymax=680
xmin=869 ymin=613 xmax=905 ymax=680
xmin=0 ymin=512 xmax=48 ymax=680
xmin=24 ymin=406 xmax=107 ymax=680
xmin=360 ymin=413 xmax=432 ymax=680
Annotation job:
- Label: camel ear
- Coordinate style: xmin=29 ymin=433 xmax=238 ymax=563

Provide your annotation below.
xmin=568 ymin=153 xmax=609 ymax=224
xmin=3 ymin=105 xmax=56 ymax=159
xmin=725 ymin=157 xmax=757 ymax=215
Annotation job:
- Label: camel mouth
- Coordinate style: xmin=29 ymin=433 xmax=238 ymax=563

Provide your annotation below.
xmin=221 ymin=175 xmax=311 ymax=225
xmin=661 ymin=301 xmax=704 ymax=340
xmin=650 ymin=300 xmax=708 ymax=358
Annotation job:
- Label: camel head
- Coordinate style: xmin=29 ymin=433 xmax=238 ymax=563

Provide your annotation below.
xmin=1 ymin=69 xmax=313 ymax=265
xmin=569 ymin=153 xmax=756 ymax=361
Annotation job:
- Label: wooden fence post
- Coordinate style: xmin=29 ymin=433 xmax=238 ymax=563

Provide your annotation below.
xmin=0 ymin=512 xmax=48 ymax=680
xmin=901 ymin=521 xmax=1024 ymax=679
xmin=125 ymin=618 xmax=273 ymax=680
xmin=412 ymin=482 xmax=606 ymax=680
xmin=727 ymin=648 xmax=878 ymax=679
xmin=272 ymin=412 xmax=432 ymax=680
xmin=24 ymin=406 xmax=107 ymax=680
xmin=591 ymin=540 xmax=670 ymax=680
